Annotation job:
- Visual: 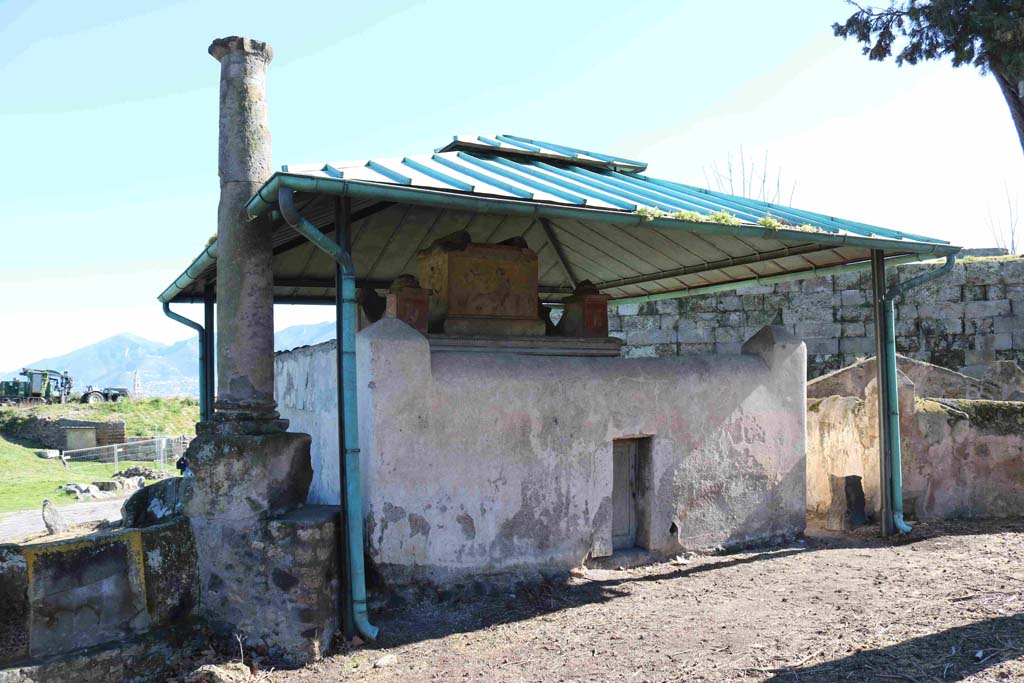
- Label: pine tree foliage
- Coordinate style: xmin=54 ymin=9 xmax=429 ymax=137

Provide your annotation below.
xmin=833 ymin=1 xmax=1024 ymax=155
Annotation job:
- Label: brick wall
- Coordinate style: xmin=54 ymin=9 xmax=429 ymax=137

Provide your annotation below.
xmin=611 ymin=257 xmax=1024 ymax=378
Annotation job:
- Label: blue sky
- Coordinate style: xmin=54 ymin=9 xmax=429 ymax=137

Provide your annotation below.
xmin=2 ymin=0 xmax=1022 ymax=368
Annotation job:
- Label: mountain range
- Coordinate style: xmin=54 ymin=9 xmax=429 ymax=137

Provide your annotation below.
xmin=1 ymin=321 xmax=336 ymax=398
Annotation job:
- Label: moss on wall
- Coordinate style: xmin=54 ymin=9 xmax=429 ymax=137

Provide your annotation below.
xmin=942 ymin=399 xmax=1024 ymax=436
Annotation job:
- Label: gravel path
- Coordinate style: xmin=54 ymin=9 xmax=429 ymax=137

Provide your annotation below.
xmin=263 ymin=519 xmax=1023 ymax=683
xmin=0 ymin=498 xmax=125 ymax=541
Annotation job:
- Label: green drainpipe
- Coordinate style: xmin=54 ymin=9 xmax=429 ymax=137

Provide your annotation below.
xmin=880 ymin=253 xmax=958 ymax=533
xmin=277 ymin=187 xmax=378 ymax=642
xmin=162 ymin=302 xmax=209 ymax=422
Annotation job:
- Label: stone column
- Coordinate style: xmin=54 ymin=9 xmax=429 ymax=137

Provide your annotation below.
xmin=180 ymin=37 xmax=337 ymax=663
xmin=209 ymin=36 xmax=277 ymax=420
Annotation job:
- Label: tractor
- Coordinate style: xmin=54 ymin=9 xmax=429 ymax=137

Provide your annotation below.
xmin=79 ymin=386 xmax=132 ymax=404
xmin=0 ymin=369 xmax=73 ymax=407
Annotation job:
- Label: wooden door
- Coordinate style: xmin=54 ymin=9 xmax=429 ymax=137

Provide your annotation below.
xmin=612 ymin=440 xmax=638 ymax=550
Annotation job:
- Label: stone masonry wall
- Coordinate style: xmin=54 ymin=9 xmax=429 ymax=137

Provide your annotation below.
xmin=0 ymin=417 xmax=127 ymax=450
xmin=611 ymin=257 xmax=1024 ymax=378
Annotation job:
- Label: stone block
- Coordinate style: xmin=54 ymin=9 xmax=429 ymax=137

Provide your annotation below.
xmin=677 ymin=342 xmax=715 ymax=355
xmin=659 ymin=314 xmax=680 ymax=330
xmin=622 ymin=315 xmax=659 ymax=333
xmin=558 ymin=286 xmax=611 ymax=338
xmin=839 ymin=337 xmax=875 ymax=355
xmin=747 ymin=309 xmax=783 ymax=326
xmin=1001 ymin=259 xmax=1024 ymax=284
xmin=626 ymin=328 xmax=675 ymax=346
xmin=837 ymin=305 xmax=872 ymax=323
xmin=608 ymin=315 xmax=621 ymax=332
xmin=614 ymin=303 xmax=640 ymax=316
xmin=715 ymin=342 xmax=742 ymax=355
xmin=919 ymin=318 xmax=963 ymax=336
xmin=140 ymin=518 xmax=198 ymax=627
xmin=1007 ymin=285 xmax=1024 ymax=301
xmin=775 ymin=280 xmax=801 ymax=293
xmin=690 ymin=296 xmax=719 ymax=313
xmin=963 ymin=285 xmax=987 ymax=301
xmin=840 ymin=290 xmax=867 ymax=307
xmin=718 ymin=295 xmax=743 ymax=311
xmin=23 ymin=530 xmax=150 ymax=657
xmin=0 ymin=546 xmax=28 ymax=666
xmin=741 ymin=294 xmax=764 ymax=311
xmin=741 ymin=326 xmax=806 ymax=369
xmin=964 ymin=260 xmax=1004 ymax=285
xmin=419 ymin=240 xmax=544 ymax=336
xmin=966 ymin=300 xmax=1011 ymax=319
xmin=623 ymin=345 xmax=658 ymax=358
xmin=795 ymin=322 xmax=841 ymax=339
xmin=677 ymin=324 xmax=715 ymax=344
xmin=825 ymin=475 xmax=867 ymax=531
xmin=714 ymin=326 xmax=746 ymax=343
xmin=994 ymin=316 xmax=1024 ymax=334
xmin=183 ymin=432 xmax=312 ymax=521
xmin=122 ymin=477 xmax=188 ymax=528
xmin=968 ymin=317 xmax=995 ymax=335
xmin=834 ymin=270 xmax=870 ymax=290
xmin=801 ymin=276 xmax=833 ymax=292
xmin=805 ymin=338 xmax=839 ymax=355
xmin=841 ymin=322 xmax=866 ymax=337
xmin=896 ymin=335 xmax=921 ymax=353
xmin=654 ymin=299 xmax=679 ymax=314
xmin=918 ymin=302 xmax=964 ymax=320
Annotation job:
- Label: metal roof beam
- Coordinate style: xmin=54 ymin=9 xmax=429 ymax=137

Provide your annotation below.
xmin=539 ymin=218 xmax=578 ymax=289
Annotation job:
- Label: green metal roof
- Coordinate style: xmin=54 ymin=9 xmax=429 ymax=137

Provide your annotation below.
xmin=159 ymin=135 xmax=960 ymax=305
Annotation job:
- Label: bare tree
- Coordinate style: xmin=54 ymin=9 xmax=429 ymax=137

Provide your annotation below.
xmin=702 ymin=147 xmax=797 ymax=204
xmin=988 ymin=183 xmax=1020 ymax=255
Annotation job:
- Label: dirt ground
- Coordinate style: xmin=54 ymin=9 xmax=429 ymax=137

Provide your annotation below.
xmin=251 ymin=519 xmax=1024 ymax=683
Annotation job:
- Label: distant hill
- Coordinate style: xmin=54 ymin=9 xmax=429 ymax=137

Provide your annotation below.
xmin=2 ymin=320 xmax=336 ymax=398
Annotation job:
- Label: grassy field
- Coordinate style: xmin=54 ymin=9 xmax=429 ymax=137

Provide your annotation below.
xmin=0 ymin=398 xmax=197 ymax=514
xmin=0 ymin=434 xmax=161 ymax=513
xmin=0 ymin=397 xmax=199 ymax=437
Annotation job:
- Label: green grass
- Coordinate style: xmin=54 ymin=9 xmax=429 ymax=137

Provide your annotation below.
xmin=0 ymin=397 xmax=199 ymax=438
xmin=0 ymin=398 xmax=195 ymax=515
xmin=0 ymin=434 xmax=162 ymax=514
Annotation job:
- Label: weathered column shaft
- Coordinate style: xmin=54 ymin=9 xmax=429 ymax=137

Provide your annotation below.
xmin=209 ymin=36 xmax=275 ymax=410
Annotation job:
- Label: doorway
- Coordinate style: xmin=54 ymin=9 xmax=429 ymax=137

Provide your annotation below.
xmin=612 ymin=438 xmax=651 ymax=551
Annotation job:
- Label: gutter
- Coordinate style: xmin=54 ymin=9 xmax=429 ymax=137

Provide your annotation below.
xmin=244 ymin=174 xmax=960 ymax=257
xmin=162 ymin=302 xmax=210 ymax=422
xmin=878 ymin=254 xmax=958 ymax=533
xmin=277 ymin=187 xmax=378 ymax=642
xmin=159 ymin=241 xmax=218 ymax=305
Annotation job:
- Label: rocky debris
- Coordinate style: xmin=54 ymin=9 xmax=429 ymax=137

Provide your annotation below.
xmin=121 ymin=476 xmax=187 ymax=528
xmin=373 ymin=653 xmax=398 ymax=668
xmin=58 ymin=482 xmax=109 ymax=500
xmin=183 ymin=662 xmax=252 ymax=683
xmin=825 ymin=474 xmax=867 ymax=531
xmin=35 ymin=449 xmax=61 ymax=459
xmin=113 ymin=465 xmax=172 ymax=481
xmin=92 ymin=476 xmax=146 ymax=493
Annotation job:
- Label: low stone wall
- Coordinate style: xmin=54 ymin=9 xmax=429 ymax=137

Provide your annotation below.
xmin=0 ymin=517 xmax=197 ymax=667
xmin=807 ymin=374 xmax=1024 ymax=519
xmin=0 ymin=416 xmax=127 ymax=450
xmin=612 ymin=256 xmax=1024 ymax=378
xmin=277 ymin=320 xmax=807 ymax=586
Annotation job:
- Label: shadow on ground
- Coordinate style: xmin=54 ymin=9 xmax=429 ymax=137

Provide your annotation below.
xmin=763 ymin=614 xmax=1024 ymax=683
xmin=364 ymin=518 xmax=1024 ymax=653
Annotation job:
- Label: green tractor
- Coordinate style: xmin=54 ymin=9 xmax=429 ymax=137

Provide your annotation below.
xmin=0 ymin=369 xmax=73 ymax=407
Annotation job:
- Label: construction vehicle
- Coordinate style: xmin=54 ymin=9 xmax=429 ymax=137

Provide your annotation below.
xmin=0 ymin=369 xmax=73 ymax=407
xmin=80 ymin=386 xmax=132 ymax=404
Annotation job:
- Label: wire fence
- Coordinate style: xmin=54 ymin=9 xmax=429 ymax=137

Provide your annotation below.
xmin=61 ymin=436 xmax=187 ymax=475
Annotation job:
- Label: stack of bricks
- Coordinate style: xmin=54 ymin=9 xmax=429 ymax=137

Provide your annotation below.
xmin=611 ymin=256 xmax=1024 ymax=378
